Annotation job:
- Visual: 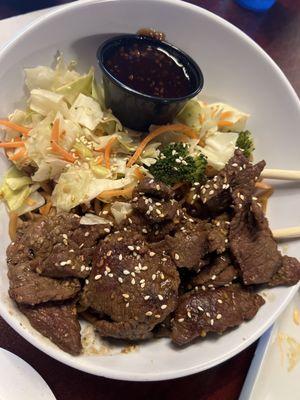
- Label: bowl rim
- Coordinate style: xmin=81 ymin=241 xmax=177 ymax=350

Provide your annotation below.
xmin=0 ymin=0 xmax=300 ymax=382
xmin=97 ymin=33 xmax=204 ymax=103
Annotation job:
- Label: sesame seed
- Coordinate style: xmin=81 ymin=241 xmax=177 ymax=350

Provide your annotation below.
xmin=142 ymin=228 xmax=148 ymax=234
xmin=145 ymin=311 xmax=153 ymax=316
xmin=160 ymin=273 xmax=165 ymax=279
xmin=187 ymin=311 xmax=192 ymax=318
xmin=104 ymin=228 xmax=110 ymax=233
xmin=122 ymin=293 xmax=129 ymax=299
xmin=106 ymin=266 xmax=111 ymax=273
xmin=108 ymin=273 xmax=114 ymax=278
xmin=158 ymin=294 xmax=163 ymax=301
xmin=216 ymin=313 xmax=222 ymax=319
xmin=197 ymin=306 xmax=204 ymax=311
xmin=144 ymin=295 xmax=150 ymax=300
xmin=119 ymin=254 xmax=123 ymax=261
xmin=152 ymin=274 xmax=156 ymax=280
xmin=102 ymin=210 xmax=109 ymax=215
xmin=85 ymin=279 xmax=89 ymax=284
xmin=154 ymin=314 xmax=161 ymax=319
xmin=209 ymin=190 xmax=214 ymax=195
xmin=62 ymin=234 xmax=68 ymax=240
xmin=123 ymin=270 xmax=130 ymax=275
xmin=202 ymin=285 xmax=206 ymax=291
xmin=128 ymin=245 xmax=134 ymax=251
xmin=118 ymin=277 xmax=123 ymax=283
xmin=178 ymin=318 xmax=185 ymax=323
xmin=174 ymin=253 xmax=180 ymax=260
xmin=117 ymin=237 xmax=123 ymax=241
xmin=206 ymin=312 xmax=211 ymax=317
xmin=217 ymin=299 xmax=223 ymax=304
xmin=232 ymin=163 xmax=238 ymax=167
xmin=128 ymin=218 xmax=133 ymax=224
xmin=69 ymin=249 xmax=74 ymax=253
xmin=240 ymin=194 xmax=245 ymax=201
xmin=131 ymin=278 xmax=135 ymax=285
xmin=211 ymin=274 xmax=216 ymax=280
xmin=149 ymin=251 xmax=155 ymax=257
xmin=107 ymin=250 xmax=112 ymax=256
xmin=210 ymin=319 xmax=214 ymax=326
xmin=84 ymin=232 xmax=90 ymax=237
xmin=225 ymin=239 xmax=229 ymax=243
xmin=94 ymin=274 xmax=102 ymax=280
xmin=141 ymin=282 xmax=145 ymax=288
xmin=126 ymin=303 xmax=129 ymax=308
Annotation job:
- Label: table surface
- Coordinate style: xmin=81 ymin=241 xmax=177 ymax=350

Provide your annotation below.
xmin=0 ymin=1 xmax=299 ymax=399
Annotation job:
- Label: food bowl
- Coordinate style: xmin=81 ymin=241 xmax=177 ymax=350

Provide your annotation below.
xmin=97 ymin=34 xmax=203 ymax=131
xmin=0 ymin=0 xmax=299 ymax=381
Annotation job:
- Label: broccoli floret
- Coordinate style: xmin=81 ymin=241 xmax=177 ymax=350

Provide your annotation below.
xmin=236 ymin=130 xmax=254 ymax=158
xmin=148 ymin=142 xmax=207 ymax=186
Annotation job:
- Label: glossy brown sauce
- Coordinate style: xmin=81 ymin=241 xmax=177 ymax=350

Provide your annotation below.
xmin=104 ymin=41 xmax=193 ymax=98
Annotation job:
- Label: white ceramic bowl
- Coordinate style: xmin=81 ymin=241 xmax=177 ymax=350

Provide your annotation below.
xmin=0 ymin=0 xmax=299 ymax=382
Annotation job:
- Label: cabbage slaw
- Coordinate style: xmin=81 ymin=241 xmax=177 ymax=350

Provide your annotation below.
xmin=0 ymin=55 xmax=250 ymax=219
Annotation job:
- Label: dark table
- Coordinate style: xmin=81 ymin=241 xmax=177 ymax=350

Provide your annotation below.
xmin=0 ymin=1 xmax=299 ymax=399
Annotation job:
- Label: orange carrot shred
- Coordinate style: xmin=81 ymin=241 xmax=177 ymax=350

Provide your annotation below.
xmin=0 ymin=141 xmax=25 ymax=148
xmin=0 ymin=120 xmax=30 ymax=137
xmin=51 ymin=119 xmax=60 ymax=143
xmin=8 ymin=147 xmax=27 ymax=161
xmin=220 ymin=111 xmax=233 ymax=120
xmin=51 ymin=141 xmax=76 ymax=163
xmin=127 ymin=124 xmax=198 ymax=168
xmin=39 ymin=201 xmax=52 ymax=216
xmin=98 ymin=185 xmax=134 ymax=200
xmin=134 ymin=168 xmax=145 ymax=181
xmin=217 ymin=120 xmax=234 ymax=128
xmin=104 ymin=136 xmax=117 ymax=169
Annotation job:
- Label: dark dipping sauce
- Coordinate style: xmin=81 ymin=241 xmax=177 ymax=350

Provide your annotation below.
xmin=104 ymin=41 xmax=193 ymax=99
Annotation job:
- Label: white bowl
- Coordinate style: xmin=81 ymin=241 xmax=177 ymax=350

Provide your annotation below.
xmin=0 ymin=0 xmax=299 ymax=382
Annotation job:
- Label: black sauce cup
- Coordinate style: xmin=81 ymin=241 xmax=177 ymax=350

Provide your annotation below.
xmin=97 ymin=34 xmax=204 ymax=131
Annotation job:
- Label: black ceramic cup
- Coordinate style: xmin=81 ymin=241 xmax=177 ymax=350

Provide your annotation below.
xmin=97 ymin=34 xmax=204 ymax=131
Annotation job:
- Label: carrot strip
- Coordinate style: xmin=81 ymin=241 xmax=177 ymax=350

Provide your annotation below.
xmin=0 ymin=141 xmax=25 ymax=148
xmin=217 ymin=120 xmax=234 ymax=127
xmin=8 ymin=212 xmax=18 ymax=241
xmin=0 ymin=120 xmax=30 ymax=137
xmin=98 ymin=185 xmax=134 ymax=200
xmin=51 ymin=141 xmax=76 ymax=163
xmin=51 ymin=119 xmax=60 ymax=143
xmin=39 ymin=201 xmax=52 ymax=216
xmin=134 ymin=168 xmax=145 ymax=181
xmin=97 ymin=154 xmax=104 ymax=165
xmin=127 ymin=124 xmax=198 ymax=168
xmin=255 ymin=181 xmax=272 ymax=190
xmin=8 ymin=147 xmax=27 ymax=161
xmin=104 ymin=136 xmax=117 ymax=169
xmin=220 ymin=111 xmax=233 ymax=120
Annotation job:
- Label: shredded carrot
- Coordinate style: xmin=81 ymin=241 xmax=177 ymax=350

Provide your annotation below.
xmin=98 ymin=185 xmax=134 ymax=200
xmin=8 ymin=147 xmax=27 ymax=161
xmin=134 ymin=168 xmax=145 ymax=181
xmin=127 ymin=124 xmax=198 ymax=168
xmin=51 ymin=141 xmax=76 ymax=163
xmin=0 ymin=120 xmax=30 ymax=137
xmin=217 ymin=120 xmax=234 ymax=128
xmin=220 ymin=111 xmax=233 ymax=120
xmin=39 ymin=201 xmax=52 ymax=216
xmin=26 ymin=198 xmax=37 ymax=206
xmin=8 ymin=212 xmax=18 ymax=241
xmin=0 ymin=141 xmax=25 ymax=148
xmin=104 ymin=136 xmax=117 ymax=169
xmin=94 ymin=146 xmax=105 ymax=152
xmin=97 ymin=154 xmax=104 ymax=166
xmin=51 ymin=119 xmax=60 ymax=143
xmin=255 ymin=181 xmax=272 ymax=190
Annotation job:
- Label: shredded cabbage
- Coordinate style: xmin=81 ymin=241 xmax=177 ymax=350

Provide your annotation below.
xmin=80 ymin=213 xmax=112 ymax=225
xmin=200 ymin=131 xmax=239 ymax=170
xmin=111 ymin=201 xmax=133 ymax=224
xmin=69 ymin=93 xmax=103 ymax=130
